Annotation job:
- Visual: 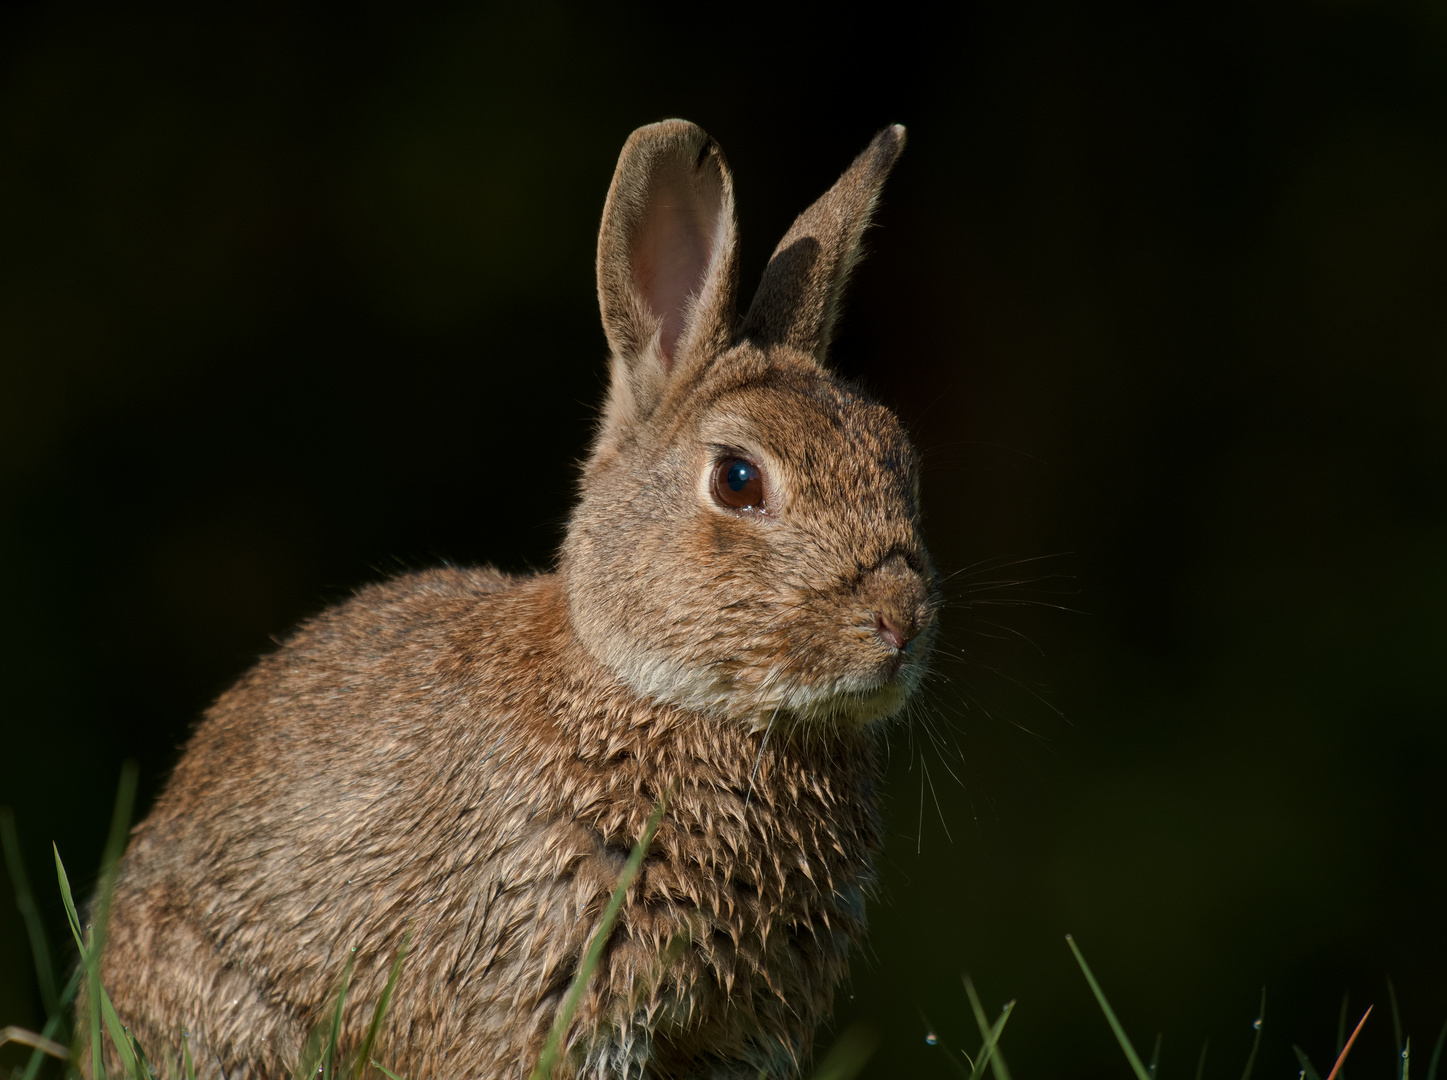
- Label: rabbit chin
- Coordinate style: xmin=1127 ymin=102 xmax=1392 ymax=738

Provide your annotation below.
xmin=765 ymin=678 xmax=913 ymax=731
xmin=617 ymin=653 xmax=918 ymax=733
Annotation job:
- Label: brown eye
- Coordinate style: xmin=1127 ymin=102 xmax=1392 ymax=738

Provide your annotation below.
xmin=712 ymin=457 xmax=766 ymax=510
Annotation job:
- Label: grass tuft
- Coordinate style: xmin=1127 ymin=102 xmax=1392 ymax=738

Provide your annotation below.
xmin=54 ymin=763 xmax=139 ymax=1080
xmin=293 ymin=949 xmax=358 ymax=1080
xmin=355 ymin=929 xmax=411 ymax=1080
xmin=961 ymin=974 xmax=1014 ymax=1080
xmin=292 ymin=935 xmax=414 ymax=1080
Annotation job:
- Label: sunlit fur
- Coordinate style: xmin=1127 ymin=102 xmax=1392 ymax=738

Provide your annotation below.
xmin=92 ymin=120 xmax=937 ymax=1080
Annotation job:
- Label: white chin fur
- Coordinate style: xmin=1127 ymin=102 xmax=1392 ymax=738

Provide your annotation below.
xmin=611 ymin=651 xmax=916 ymax=732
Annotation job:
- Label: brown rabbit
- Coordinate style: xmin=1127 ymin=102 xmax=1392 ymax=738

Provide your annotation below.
xmin=93 ymin=119 xmax=938 ymax=1080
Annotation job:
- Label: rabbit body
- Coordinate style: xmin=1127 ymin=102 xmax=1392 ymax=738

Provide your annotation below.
xmin=96 ymin=120 xmax=937 ymax=1080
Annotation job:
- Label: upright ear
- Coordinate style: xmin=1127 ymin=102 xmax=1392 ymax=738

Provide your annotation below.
xmin=741 ymin=124 xmax=906 ymax=362
xmin=596 ymin=120 xmax=739 ymax=430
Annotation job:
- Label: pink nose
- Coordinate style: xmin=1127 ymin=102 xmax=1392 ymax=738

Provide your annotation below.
xmin=875 ymin=613 xmax=910 ymax=652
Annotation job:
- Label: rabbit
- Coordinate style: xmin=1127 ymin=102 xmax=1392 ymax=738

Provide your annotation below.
xmin=91 ymin=118 xmax=939 ymax=1080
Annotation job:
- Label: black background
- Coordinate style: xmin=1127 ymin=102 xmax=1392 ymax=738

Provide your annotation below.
xmin=2 ymin=3 xmax=1445 ymax=1077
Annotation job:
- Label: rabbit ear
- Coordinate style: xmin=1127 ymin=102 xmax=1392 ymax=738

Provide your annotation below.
xmin=741 ymin=125 xmax=906 ymax=363
xmin=596 ymin=120 xmax=739 ymax=428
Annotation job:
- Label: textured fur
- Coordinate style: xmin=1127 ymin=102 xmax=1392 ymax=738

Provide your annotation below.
xmin=93 ymin=120 xmax=937 ymax=1080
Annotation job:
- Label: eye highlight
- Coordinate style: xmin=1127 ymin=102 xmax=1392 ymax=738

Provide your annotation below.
xmin=711 ymin=457 xmax=766 ymax=511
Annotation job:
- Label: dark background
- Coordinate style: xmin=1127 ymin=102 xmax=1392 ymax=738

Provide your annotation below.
xmin=2 ymin=2 xmax=1445 ymax=1077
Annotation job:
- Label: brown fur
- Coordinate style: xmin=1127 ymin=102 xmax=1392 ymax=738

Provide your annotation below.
xmin=93 ymin=120 xmax=937 ymax=1080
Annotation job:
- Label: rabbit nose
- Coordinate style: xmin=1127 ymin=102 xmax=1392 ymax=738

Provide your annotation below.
xmin=859 ymin=551 xmax=929 ymax=653
xmin=875 ymin=612 xmax=912 ymax=652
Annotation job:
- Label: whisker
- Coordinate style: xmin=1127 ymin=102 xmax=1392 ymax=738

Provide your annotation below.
xmin=744 ymin=705 xmax=781 ymax=813
xmin=916 ymin=743 xmax=926 ymax=854
xmin=956 ymin=615 xmax=1050 ymax=656
xmin=935 ymin=551 xmax=1074 ymax=584
xmin=921 ymin=756 xmax=953 ymax=845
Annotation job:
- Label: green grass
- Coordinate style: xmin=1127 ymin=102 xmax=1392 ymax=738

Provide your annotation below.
xmin=2 ymin=766 xmax=1443 ymax=1080
xmin=1061 ymin=934 xmax=1393 ymax=1080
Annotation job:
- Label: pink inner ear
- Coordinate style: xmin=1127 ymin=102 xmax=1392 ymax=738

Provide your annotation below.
xmin=632 ymin=162 xmax=721 ymax=369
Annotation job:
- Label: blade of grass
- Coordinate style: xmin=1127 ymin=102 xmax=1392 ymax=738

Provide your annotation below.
xmin=1404 ymin=1036 xmax=1411 ymax=1080
xmin=92 ymin=763 xmax=139 ymax=1076
xmin=806 ymin=1023 xmax=880 ymax=1080
xmin=53 ymin=848 xmax=82 ymax=963
xmin=0 ymin=1027 xmax=68 ymax=1059
xmin=973 ymin=1006 xmax=1016 ymax=1080
xmin=295 ymin=1020 xmax=326 ymax=1080
xmin=99 ymin=989 xmax=143 ymax=1079
xmin=54 ymin=762 xmax=141 ymax=1080
xmin=1426 ymin=1020 xmax=1445 ymax=1080
xmin=1293 ymin=1044 xmax=1324 ymax=1080
xmin=962 ymin=974 xmax=1015 ymax=1080
xmin=1194 ymin=1038 xmax=1209 ymax=1080
xmin=919 ymin=1011 xmax=971 ymax=1080
xmin=353 ymin=930 xmax=411 ymax=1080
xmin=1066 ymin=935 xmax=1150 ymax=1080
xmin=1148 ymin=1033 xmax=1162 ymax=1078
xmin=97 ymin=764 xmax=142 ymax=1078
xmin=295 ymin=956 xmax=360 ymax=1080
xmin=19 ymin=968 xmax=82 ymax=1080
xmin=527 ymin=787 xmax=672 ymax=1080
xmin=1240 ymin=987 xmax=1265 ymax=1080
xmin=322 ymin=951 xmax=356 ymax=1080
xmin=1 ymin=809 xmax=59 ymax=1018
xmin=54 ymin=848 xmax=104 ymax=1079
xmin=55 ymin=870 xmax=141 ymax=1080
xmin=130 ymin=1029 xmax=157 ymax=1080
xmin=1336 ymin=993 xmax=1350 ymax=1080
xmin=1325 ymin=1005 xmax=1372 ymax=1080
xmin=369 ymin=1062 xmax=406 ymax=1080
xmin=183 ymin=1029 xmax=197 ymax=1080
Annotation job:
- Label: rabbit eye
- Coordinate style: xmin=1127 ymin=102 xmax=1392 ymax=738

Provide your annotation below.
xmin=712 ymin=457 xmax=766 ymax=511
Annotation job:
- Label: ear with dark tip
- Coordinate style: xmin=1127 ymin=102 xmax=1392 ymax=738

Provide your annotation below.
xmin=595 ymin=119 xmax=739 ymax=428
xmin=741 ymin=124 xmax=906 ymax=362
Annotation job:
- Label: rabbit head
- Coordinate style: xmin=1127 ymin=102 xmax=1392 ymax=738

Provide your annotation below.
xmin=562 ymin=120 xmax=937 ymax=733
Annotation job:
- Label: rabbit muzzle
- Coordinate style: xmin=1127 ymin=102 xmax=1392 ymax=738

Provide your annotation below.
xmin=858 ymin=551 xmax=935 ymax=658
xmin=741 ymin=549 xmax=938 ymax=731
